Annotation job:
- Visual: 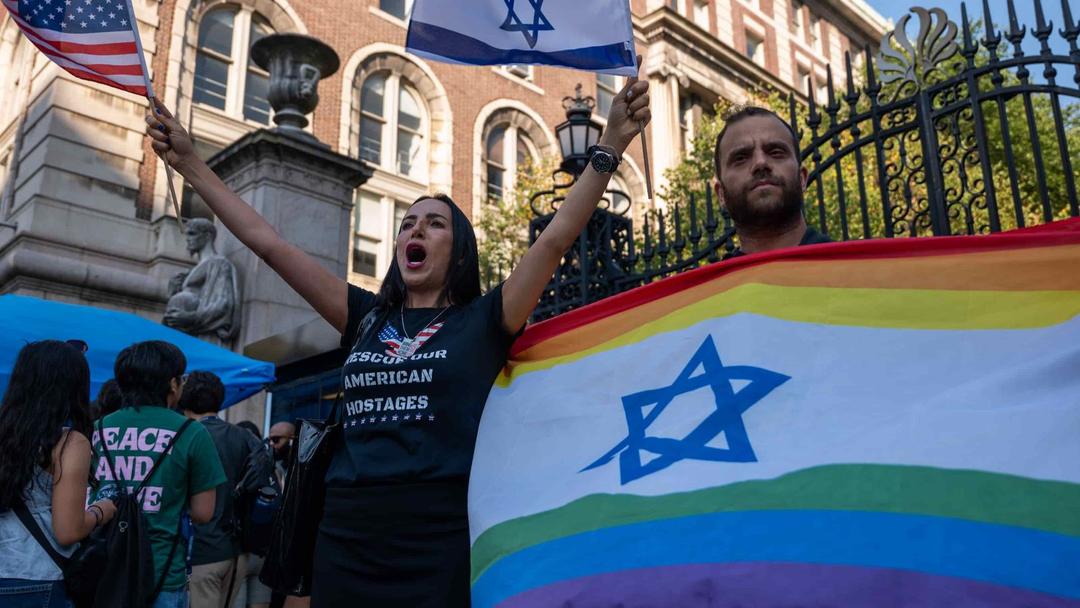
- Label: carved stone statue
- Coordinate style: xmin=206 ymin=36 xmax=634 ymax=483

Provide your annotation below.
xmin=164 ymin=219 xmax=240 ymax=342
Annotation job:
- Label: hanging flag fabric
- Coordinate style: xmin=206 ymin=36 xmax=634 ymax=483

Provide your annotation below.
xmin=406 ymin=0 xmax=637 ymax=76
xmin=469 ymin=218 xmax=1080 ymax=608
xmin=2 ymin=0 xmax=148 ymax=96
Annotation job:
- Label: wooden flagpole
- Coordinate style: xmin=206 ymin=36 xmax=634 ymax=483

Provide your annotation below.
xmin=632 ymin=55 xmax=654 ymax=201
xmin=123 ymin=0 xmax=184 ymax=232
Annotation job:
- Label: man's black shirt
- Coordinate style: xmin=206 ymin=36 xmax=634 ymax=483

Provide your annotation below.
xmin=191 ymin=416 xmax=263 ymax=565
xmin=722 ymin=226 xmax=832 ymax=260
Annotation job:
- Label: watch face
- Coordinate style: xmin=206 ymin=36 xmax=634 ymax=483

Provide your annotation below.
xmin=592 ymin=152 xmax=614 ymax=174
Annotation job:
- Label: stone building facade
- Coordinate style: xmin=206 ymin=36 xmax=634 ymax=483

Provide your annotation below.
xmin=0 ymin=0 xmax=886 ymax=425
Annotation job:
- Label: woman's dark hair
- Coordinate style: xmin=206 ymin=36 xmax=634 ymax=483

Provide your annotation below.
xmin=178 ymin=371 xmax=225 ymax=415
xmin=114 ymin=340 xmax=187 ymax=408
xmin=93 ymin=379 xmax=123 ymax=420
xmin=236 ymin=420 xmax=262 ymax=439
xmin=0 ymin=340 xmax=92 ymax=509
xmin=375 ymin=194 xmax=481 ymax=311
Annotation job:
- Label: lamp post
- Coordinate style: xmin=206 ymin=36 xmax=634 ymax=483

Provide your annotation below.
xmin=554 ymin=84 xmax=603 ymax=178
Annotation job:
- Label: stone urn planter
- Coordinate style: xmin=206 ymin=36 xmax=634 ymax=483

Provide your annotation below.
xmin=250 ymin=33 xmax=341 ymax=137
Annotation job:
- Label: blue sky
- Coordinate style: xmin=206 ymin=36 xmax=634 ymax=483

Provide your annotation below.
xmin=864 ymin=0 xmax=1074 ymax=58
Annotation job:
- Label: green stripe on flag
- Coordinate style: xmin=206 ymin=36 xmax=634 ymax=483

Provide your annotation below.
xmin=471 ymin=464 xmax=1080 ymax=582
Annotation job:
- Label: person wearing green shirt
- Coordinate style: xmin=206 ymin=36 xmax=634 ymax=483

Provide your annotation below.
xmin=90 ymin=341 xmax=225 ymax=608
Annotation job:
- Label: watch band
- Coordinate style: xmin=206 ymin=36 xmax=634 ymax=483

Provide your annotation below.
xmin=587 ymin=145 xmax=621 ymax=162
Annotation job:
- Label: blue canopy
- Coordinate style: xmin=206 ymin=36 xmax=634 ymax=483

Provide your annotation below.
xmin=0 ymin=295 xmax=275 ymax=407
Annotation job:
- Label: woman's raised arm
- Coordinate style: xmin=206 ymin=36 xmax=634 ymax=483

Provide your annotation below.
xmin=146 ymin=101 xmax=349 ymax=333
xmin=502 ymin=76 xmax=651 ymax=333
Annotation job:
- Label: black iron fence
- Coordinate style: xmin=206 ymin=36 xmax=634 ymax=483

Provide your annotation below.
xmin=515 ymin=0 xmax=1080 ymax=322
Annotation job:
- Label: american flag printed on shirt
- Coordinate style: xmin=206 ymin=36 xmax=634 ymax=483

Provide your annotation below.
xmin=378 ymin=321 xmax=445 ymax=357
xmin=2 ymin=0 xmax=149 ymax=96
xmin=378 ymin=323 xmax=405 ymax=351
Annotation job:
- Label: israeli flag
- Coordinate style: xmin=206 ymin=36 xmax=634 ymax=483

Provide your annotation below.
xmin=406 ymin=0 xmax=637 ymax=76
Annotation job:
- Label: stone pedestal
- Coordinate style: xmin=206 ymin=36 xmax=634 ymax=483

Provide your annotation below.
xmin=208 ymin=129 xmax=371 ymax=351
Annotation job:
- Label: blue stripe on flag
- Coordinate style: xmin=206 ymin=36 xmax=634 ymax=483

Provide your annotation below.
xmin=406 ymin=21 xmax=635 ymax=74
xmin=471 ymin=509 xmax=1080 ymax=608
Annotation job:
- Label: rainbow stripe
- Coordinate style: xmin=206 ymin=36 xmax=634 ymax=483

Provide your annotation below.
xmin=469 ymin=219 xmax=1080 ymax=608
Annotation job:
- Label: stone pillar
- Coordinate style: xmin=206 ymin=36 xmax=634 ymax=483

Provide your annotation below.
xmin=205 ymin=34 xmax=372 ymax=426
xmin=208 ymin=129 xmax=371 ymax=349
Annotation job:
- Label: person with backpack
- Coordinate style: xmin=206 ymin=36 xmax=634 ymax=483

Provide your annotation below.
xmin=230 ymin=422 xmax=280 ymax=608
xmin=90 ymin=341 xmax=225 ymax=608
xmin=178 ymin=372 xmax=270 ymax=608
xmin=0 ymin=340 xmax=118 ymax=608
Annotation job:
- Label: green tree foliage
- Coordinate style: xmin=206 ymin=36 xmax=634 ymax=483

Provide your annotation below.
xmin=477 ymin=154 xmax=561 ymax=287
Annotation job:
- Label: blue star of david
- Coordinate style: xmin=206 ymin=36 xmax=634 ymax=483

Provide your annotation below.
xmin=583 ymin=336 xmax=790 ymax=485
xmin=500 ymin=0 xmax=553 ymax=49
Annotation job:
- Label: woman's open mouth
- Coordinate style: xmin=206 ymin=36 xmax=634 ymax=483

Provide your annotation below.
xmin=405 ymin=243 xmax=427 ymax=270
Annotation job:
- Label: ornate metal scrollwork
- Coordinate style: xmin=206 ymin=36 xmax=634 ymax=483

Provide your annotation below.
xmin=876 ymin=7 xmax=960 ymax=101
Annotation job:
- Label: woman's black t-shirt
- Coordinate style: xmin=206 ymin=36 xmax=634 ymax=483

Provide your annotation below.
xmin=325 ymin=284 xmax=518 ymax=487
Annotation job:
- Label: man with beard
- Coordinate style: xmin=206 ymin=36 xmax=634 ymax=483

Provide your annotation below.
xmin=713 ymin=106 xmax=831 ymax=258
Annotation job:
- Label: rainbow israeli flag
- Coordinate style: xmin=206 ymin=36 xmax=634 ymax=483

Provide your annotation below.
xmin=469 ymin=219 xmax=1080 ymax=607
xmin=406 ymin=0 xmax=637 ymax=76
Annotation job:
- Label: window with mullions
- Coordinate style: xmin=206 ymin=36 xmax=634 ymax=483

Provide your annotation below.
xmin=244 ymin=16 xmax=273 ymax=123
xmin=485 ymin=124 xmax=537 ymax=202
xmin=192 ymin=7 xmax=275 ymax=125
xmin=357 ymin=72 xmax=428 ymax=181
xmin=193 ymin=10 xmax=233 ymax=110
xmin=745 ymin=30 xmax=765 ymax=66
xmin=353 ymin=192 xmax=383 ymax=277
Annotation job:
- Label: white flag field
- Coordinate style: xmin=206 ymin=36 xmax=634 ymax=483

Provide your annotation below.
xmin=406 ymin=0 xmax=637 ymax=75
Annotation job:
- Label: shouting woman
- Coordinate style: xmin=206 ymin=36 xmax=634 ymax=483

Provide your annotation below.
xmin=146 ymin=74 xmax=650 ymax=606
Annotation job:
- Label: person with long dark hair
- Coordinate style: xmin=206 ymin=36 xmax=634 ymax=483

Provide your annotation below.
xmin=0 ymin=340 xmax=118 ymax=607
xmin=146 ymin=70 xmax=651 ymax=606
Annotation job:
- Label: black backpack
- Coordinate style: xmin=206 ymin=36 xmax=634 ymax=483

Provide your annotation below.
xmin=16 ymin=418 xmax=193 ymax=608
xmin=231 ymin=438 xmax=280 ymax=556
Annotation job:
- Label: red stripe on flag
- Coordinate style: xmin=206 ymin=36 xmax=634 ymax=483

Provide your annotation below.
xmin=58 ymin=64 xmax=146 ymax=96
xmin=511 ymin=217 xmax=1080 ymax=355
xmin=33 ymin=37 xmax=138 ymax=56
xmin=32 ymin=44 xmax=143 ymax=75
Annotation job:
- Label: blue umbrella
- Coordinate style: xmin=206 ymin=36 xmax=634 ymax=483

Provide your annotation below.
xmin=0 ymin=295 xmax=275 ymax=407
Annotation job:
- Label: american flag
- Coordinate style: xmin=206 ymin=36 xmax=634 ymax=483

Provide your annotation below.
xmin=378 ymin=323 xmax=404 ymax=351
xmin=378 ymin=320 xmax=444 ymax=357
xmin=2 ymin=0 xmax=149 ymax=96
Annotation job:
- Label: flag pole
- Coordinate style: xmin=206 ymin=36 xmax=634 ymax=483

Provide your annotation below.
xmin=123 ymin=0 xmax=184 ymax=232
xmin=637 ymin=121 xmax=654 ymax=202
xmin=634 ymin=57 xmax=654 ymax=202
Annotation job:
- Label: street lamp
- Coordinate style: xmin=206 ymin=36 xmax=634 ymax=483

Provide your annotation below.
xmin=555 ymin=84 xmax=603 ymax=178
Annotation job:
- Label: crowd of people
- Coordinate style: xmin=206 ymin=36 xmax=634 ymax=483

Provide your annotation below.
xmin=0 ymin=65 xmax=830 ymax=607
xmin=0 ymin=337 xmax=290 ymax=608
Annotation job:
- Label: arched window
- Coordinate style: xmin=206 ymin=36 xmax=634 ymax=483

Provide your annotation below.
xmin=193 ymin=7 xmax=275 ymax=124
xmin=484 ymin=123 xmax=537 ymax=201
xmin=357 ymin=72 xmax=428 ymax=181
